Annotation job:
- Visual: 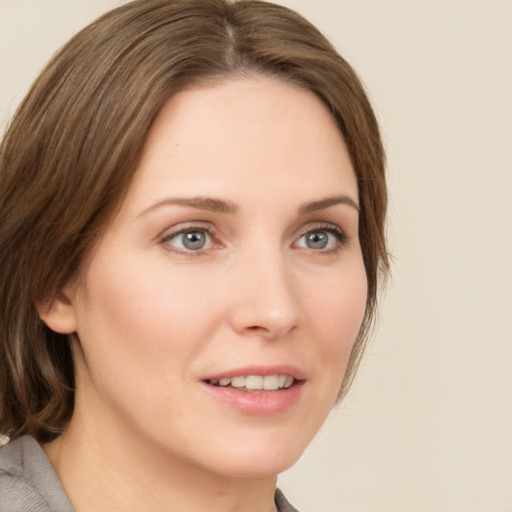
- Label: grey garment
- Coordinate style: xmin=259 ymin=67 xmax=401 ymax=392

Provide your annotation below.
xmin=0 ymin=436 xmax=74 ymax=512
xmin=274 ymin=488 xmax=300 ymax=512
xmin=0 ymin=436 xmax=299 ymax=512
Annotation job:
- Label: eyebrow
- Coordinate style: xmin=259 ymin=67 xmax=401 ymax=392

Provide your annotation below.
xmin=299 ymin=195 xmax=360 ymax=214
xmin=139 ymin=196 xmax=239 ymax=217
xmin=139 ymin=193 xmax=359 ymax=218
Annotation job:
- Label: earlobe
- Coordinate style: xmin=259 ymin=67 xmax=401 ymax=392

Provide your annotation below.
xmin=36 ymin=289 xmax=78 ymax=335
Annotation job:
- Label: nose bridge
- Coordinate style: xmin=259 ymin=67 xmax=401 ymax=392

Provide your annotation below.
xmin=229 ymin=238 xmax=301 ymax=339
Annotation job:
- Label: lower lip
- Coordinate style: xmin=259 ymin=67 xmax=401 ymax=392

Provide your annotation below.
xmin=202 ymin=382 xmax=304 ymax=415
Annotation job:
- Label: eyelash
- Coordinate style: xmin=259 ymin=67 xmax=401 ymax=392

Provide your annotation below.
xmin=159 ymin=222 xmax=349 ymax=256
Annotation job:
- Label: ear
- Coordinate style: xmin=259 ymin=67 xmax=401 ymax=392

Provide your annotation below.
xmin=36 ymin=286 xmax=78 ymax=335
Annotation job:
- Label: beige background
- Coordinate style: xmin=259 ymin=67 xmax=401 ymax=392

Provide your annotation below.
xmin=1 ymin=1 xmax=511 ymax=511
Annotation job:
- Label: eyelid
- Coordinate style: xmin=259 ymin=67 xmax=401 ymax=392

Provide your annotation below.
xmin=296 ymin=221 xmax=347 ymax=237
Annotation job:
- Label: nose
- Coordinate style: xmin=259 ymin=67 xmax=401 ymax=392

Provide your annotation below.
xmin=227 ymin=249 xmax=302 ymax=340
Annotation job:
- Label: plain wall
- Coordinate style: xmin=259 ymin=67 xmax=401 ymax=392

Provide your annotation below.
xmin=1 ymin=1 xmax=511 ymax=511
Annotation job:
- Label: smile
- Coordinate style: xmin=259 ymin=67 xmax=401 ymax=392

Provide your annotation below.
xmin=205 ymin=374 xmax=295 ymax=391
xmin=201 ymin=366 xmax=306 ymax=413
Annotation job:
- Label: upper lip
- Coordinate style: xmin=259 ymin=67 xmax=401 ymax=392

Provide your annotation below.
xmin=201 ymin=365 xmax=307 ymax=382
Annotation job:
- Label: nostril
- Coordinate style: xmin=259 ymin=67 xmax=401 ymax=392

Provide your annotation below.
xmin=246 ymin=325 xmax=268 ymax=333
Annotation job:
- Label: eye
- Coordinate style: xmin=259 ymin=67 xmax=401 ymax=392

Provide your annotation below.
xmin=161 ymin=228 xmax=214 ymax=253
xmin=294 ymin=226 xmax=347 ymax=251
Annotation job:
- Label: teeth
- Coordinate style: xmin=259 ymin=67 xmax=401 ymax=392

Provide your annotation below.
xmin=231 ymin=376 xmax=246 ymax=388
xmin=263 ymin=375 xmax=279 ymax=391
xmin=209 ymin=374 xmax=296 ymax=391
xmin=245 ymin=375 xmax=263 ymax=390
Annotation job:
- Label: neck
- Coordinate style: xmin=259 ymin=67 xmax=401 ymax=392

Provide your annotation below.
xmin=43 ymin=404 xmax=278 ymax=512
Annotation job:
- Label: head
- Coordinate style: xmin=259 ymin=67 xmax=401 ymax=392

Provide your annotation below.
xmin=0 ymin=0 xmax=388 ymax=445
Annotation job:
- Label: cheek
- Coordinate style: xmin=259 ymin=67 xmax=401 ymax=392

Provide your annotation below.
xmin=71 ymin=257 xmax=221 ymax=436
xmin=75 ymin=254 xmax=222 ymax=374
xmin=309 ymin=261 xmax=367 ymax=339
xmin=304 ymin=259 xmax=368 ymax=380
xmin=284 ymin=259 xmax=367 ymax=442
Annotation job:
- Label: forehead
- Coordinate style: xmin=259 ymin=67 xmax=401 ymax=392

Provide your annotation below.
xmin=122 ymin=76 xmax=357 ymax=216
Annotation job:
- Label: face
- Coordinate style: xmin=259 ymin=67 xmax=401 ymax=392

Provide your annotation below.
xmin=60 ymin=77 xmax=367 ymax=479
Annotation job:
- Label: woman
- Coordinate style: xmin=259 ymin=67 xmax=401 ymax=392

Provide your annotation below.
xmin=0 ymin=1 xmax=388 ymax=511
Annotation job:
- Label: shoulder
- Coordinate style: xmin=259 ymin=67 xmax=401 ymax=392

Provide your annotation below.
xmin=0 ymin=436 xmax=74 ymax=512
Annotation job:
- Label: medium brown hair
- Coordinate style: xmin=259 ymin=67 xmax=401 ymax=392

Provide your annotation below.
xmin=0 ymin=0 xmax=388 ymax=442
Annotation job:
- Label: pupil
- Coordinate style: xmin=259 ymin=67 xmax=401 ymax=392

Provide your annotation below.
xmin=306 ymin=232 xmax=328 ymax=249
xmin=183 ymin=231 xmax=205 ymax=250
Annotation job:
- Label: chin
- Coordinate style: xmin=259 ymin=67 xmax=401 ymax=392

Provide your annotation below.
xmin=211 ymin=451 xmax=301 ymax=480
xmin=194 ymin=429 xmax=313 ymax=480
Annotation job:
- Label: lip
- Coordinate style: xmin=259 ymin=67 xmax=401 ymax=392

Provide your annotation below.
xmin=200 ymin=365 xmax=306 ymax=415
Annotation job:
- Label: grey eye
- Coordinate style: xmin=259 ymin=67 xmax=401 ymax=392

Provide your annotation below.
xmin=165 ymin=230 xmax=212 ymax=252
xmin=295 ymin=227 xmax=345 ymax=251
xmin=304 ymin=231 xmax=329 ymax=249
xmin=181 ymin=231 xmax=207 ymax=250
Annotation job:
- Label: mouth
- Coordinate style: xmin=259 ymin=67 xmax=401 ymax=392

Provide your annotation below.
xmin=201 ymin=367 xmax=306 ymax=414
xmin=204 ymin=374 xmax=296 ymax=392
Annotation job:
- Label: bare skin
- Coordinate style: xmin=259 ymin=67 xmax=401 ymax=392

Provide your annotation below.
xmin=40 ymin=76 xmax=366 ymax=512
